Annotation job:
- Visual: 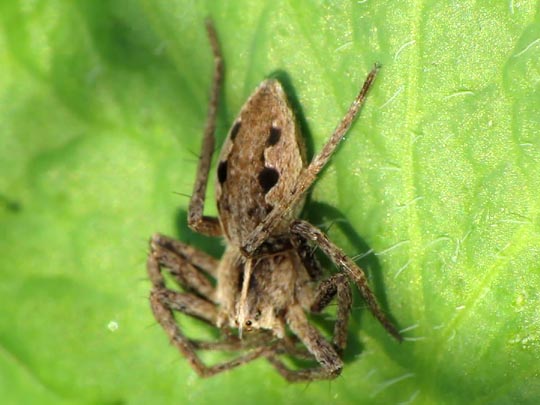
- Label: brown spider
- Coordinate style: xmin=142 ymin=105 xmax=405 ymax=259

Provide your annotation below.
xmin=147 ymin=20 xmax=401 ymax=382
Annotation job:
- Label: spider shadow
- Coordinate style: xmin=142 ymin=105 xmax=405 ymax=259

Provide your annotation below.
xmin=303 ymin=200 xmax=399 ymax=364
xmin=0 ymin=192 xmax=22 ymax=213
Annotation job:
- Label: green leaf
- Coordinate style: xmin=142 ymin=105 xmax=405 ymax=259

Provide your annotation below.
xmin=1 ymin=1 xmax=539 ymax=403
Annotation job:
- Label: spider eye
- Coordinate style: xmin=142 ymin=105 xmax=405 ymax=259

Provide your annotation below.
xmin=245 ymin=320 xmax=252 ymax=327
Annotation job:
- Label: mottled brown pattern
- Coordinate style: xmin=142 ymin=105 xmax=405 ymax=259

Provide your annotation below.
xmin=147 ymin=20 xmax=401 ymax=382
xmin=215 ymin=79 xmax=305 ymax=245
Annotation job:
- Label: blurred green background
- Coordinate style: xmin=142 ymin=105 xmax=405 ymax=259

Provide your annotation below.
xmin=1 ymin=1 xmax=539 ymax=404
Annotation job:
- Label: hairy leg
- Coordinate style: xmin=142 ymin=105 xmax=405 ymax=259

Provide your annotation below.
xmin=148 ymin=245 xmax=271 ymax=377
xmin=285 ymin=304 xmax=343 ymax=379
xmin=150 ymin=233 xmax=217 ymax=301
xmin=187 ymin=19 xmax=224 ymax=237
xmin=150 ymin=287 xmax=270 ymax=377
xmin=265 ymin=355 xmax=339 ymax=382
xmin=151 ymin=233 xmax=218 ymax=277
xmin=262 ymin=304 xmax=343 ymax=382
xmin=293 ymin=234 xmax=324 ymax=281
xmin=310 ymin=273 xmax=352 ymax=353
xmin=291 ymin=219 xmax=402 ymax=341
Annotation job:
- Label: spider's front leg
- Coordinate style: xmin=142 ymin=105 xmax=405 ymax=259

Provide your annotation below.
xmin=294 ymin=234 xmax=352 ymax=351
xmin=149 ymin=233 xmax=217 ymax=300
xmin=267 ymin=304 xmax=343 ymax=382
xmin=148 ymin=235 xmax=273 ymax=377
xmin=149 ymin=287 xmax=271 ymax=377
xmin=310 ymin=273 xmax=353 ymax=353
xmin=291 ymin=219 xmax=402 ymax=342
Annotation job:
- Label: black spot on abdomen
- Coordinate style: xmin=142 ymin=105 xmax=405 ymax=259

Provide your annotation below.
xmin=258 ymin=167 xmax=279 ymax=193
xmin=267 ymin=126 xmax=281 ymax=146
xmin=230 ymin=121 xmax=241 ymax=140
xmin=217 ymin=160 xmax=228 ymax=184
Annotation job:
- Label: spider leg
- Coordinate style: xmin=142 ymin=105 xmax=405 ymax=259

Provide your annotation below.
xmin=147 ymin=241 xmax=218 ymax=326
xmin=262 ymin=305 xmax=343 ymax=382
xmin=150 ymin=287 xmax=270 ymax=377
xmin=148 ymin=248 xmax=271 ymax=377
xmin=295 ymin=234 xmax=352 ymax=352
xmin=310 ymin=273 xmax=352 ymax=353
xmin=152 ymin=288 xmax=218 ymax=324
xmin=284 ymin=304 xmax=343 ymax=380
xmin=187 ymin=19 xmax=223 ymax=237
xmin=149 ymin=233 xmax=217 ymax=301
xmin=293 ymin=234 xmax=324 ymax=281
xmin=291 ymin=219 xmax=402 ymax=342
xmin=265 ymin=355 xmax=337 ymax=382
xmin=191 ymin=333 xmax=274 ymax=351
xmin=263 ymin=274 xmax=352 ymax=381
xmin=151 ymin=233 xmax=218 ymax=277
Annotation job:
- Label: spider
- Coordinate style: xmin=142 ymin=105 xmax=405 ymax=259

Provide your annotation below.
xmin=147 ymin=20 xmax=401 ymax=382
